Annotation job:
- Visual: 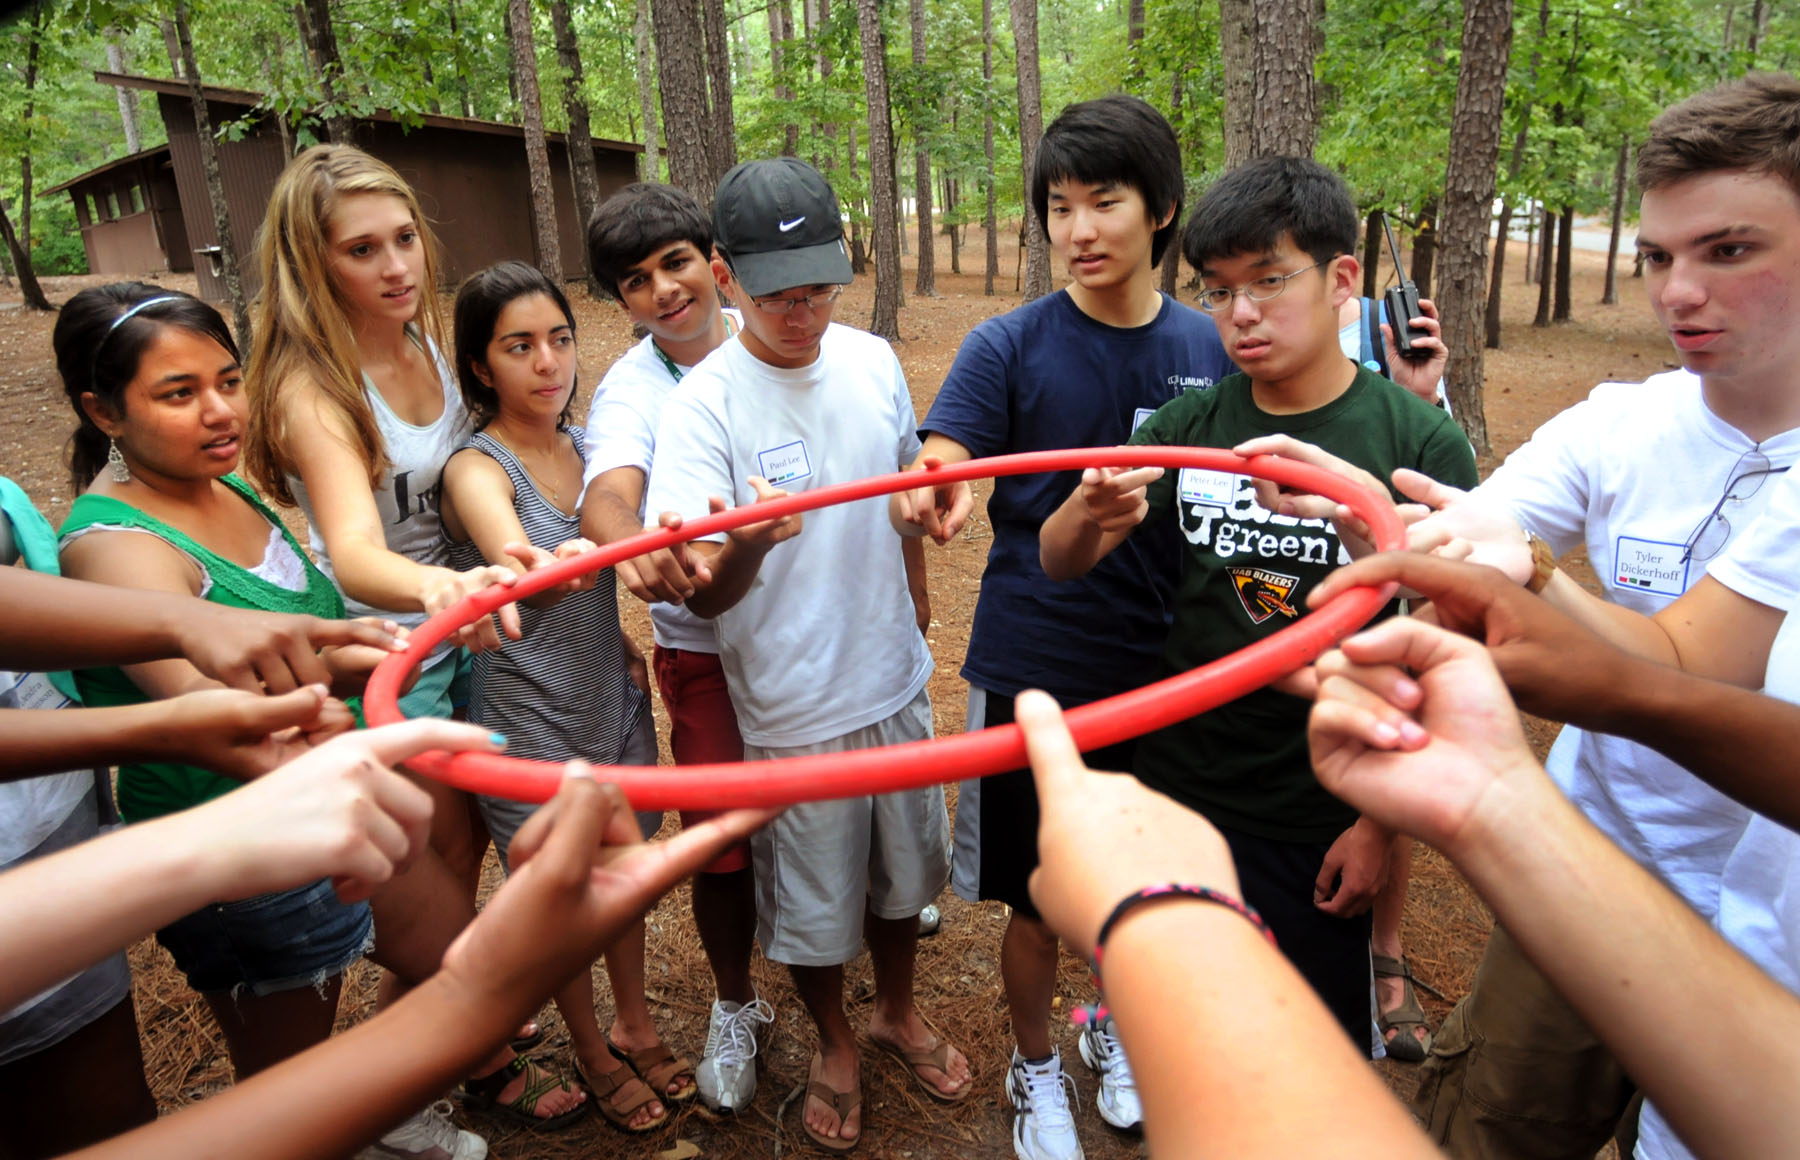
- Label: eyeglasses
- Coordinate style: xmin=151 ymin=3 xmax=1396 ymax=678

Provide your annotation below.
xmin=1195 ymin=259 xmax=1333 ymax=313
xmin=749 ymin=285 xmax=845 ymax=315
xmin=1681 ymin=448 xmax=1792 ymax=563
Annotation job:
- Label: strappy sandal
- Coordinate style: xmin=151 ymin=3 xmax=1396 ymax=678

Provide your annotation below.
xmin=608 ymin=1037 xmax=698 ymax=1103
xmin=461 ymin=1056 xmax=588 ymax=1130
xmin=579 ymin=1059 xmax=669 ymax=1134
xmin=801 ymin=1051 xmax=861 ymax=1153
xmin=1374 ymin=952 xmax=1434 ymax=1063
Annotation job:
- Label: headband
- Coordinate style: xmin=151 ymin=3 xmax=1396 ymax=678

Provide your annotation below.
xmin=90 ymin=295 xmax=184 ymax=386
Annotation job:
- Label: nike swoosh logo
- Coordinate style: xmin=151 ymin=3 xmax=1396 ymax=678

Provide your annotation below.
xmin=778 ymin=217 xmax=806 ymax=232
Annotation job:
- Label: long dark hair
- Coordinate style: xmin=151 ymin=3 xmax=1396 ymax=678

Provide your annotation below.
xmin=55 ymin=283 xmax=240 ymax=490
xmin=451 ymin=261 xmax=578 ymax=432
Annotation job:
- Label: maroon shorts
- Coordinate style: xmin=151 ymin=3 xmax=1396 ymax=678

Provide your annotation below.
xmin=654 ymin=644 xmax=750 ymax=873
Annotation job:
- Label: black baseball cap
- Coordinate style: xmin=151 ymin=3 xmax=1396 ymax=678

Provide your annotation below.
xmin=712 ymin=158 xmax=853 ymax=298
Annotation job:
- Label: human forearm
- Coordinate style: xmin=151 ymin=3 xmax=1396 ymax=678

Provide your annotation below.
xmin=1454 ymin=775 xmax=1800 ymax=1159
xmin=1039 ymin=491 xmax=1122 ymax=582
xmin=581 ymin=481 xmax=649 ymax=547
xmin=1105 ymin=904 xmax=1438 ymax=1159
xmin=1538 ymin=570 xmax=1683 ymax=666
xmin=0 ymin=568 xmax=189 ymax=670
xmin=0 ymin=701 xmax=211 ymax=782
xmin=69 ymin=972 xmax=513 ymax=1160
xmin=684 ymin=540 xmax=765 ymax=619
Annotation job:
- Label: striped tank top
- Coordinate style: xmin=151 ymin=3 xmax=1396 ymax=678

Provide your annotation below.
xmin=447 ymin=427 xmax=644 ymax=764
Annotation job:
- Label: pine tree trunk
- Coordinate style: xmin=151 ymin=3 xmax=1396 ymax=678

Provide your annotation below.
xmin=633 ymin=0 xmax=661 ymax=181
xmin=160 ymin=19 xmax=184 ymax=77
xmin=857 ymin=0 xmax=902 ymax=339
xmin=1553 ymin=204 xmax=1573 ymax=322
xmin=0 ymin=198 xmax=48 ymax=310
xmin=105 ymin=28 xmax=142 ymax=153
xmin=911 ymin=0 xmax=935 ymax=296
xmin=1602 ymin=134 xmax=1629 ymax=306
xmin=1160 ymin=72 xmax=1182 ymax=295
xmin=174 ymin=0 xmax=250 ymax=344
xmin=1485 ymin=0 xmax=1546 ymax=348
xmin=1436 ymin=0 xmax=1513 ymax=457
xmin=1009 ymin=0 xmax=1052 ymax=300
xmin=18 ymin=0 xmax=44 ymax=250
xmin=1219 ymin=0 xmax=1254 ymax=168
xmin=847 ymin=121 xmax=868 ymax=274
xmin=1532 ymin=205 xmax=1555 ymax=326
xmin=944 ymin=171 xmax=961 ymax=275
xmin=509 ymin=0 xmax=564 ymax=284
xmin=981 ymin=0 xmax=998 ymax=295
xmin=701 ymin=0 xmax=738 ymax=188
xmin=770 ymin=0 xmax=800 ymax=156
xmin=1409 ymin=199 xmax=1437 ymax=299
xmin=817 ymin=0 xmax=837 ymax=173
xmin=300 ymin=0 xmax=356 ymax=145
xmin=1249 ymin=0 xmax=1317 ymax=158
xmin=1362 ymin=209 xmax=1383 ymax=298
xmin=448 ymin=0 xmax=474 ymax=116
xmin=652 ymin=0 xmax=714 ymax=198
xmin=549 ymin=0 xmax=603 ymax=292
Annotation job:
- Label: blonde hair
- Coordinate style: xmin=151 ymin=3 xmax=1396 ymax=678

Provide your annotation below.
xmin=245 ymin=144 xmax=449 ymax=506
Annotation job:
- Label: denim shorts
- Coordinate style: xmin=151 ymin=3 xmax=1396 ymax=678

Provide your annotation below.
xmin=155 ymin=877 xmax=373 ymax=997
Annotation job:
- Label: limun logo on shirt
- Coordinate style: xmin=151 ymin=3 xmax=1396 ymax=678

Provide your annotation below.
xmin=1166 ymin=373 xmax=1216 ymax=392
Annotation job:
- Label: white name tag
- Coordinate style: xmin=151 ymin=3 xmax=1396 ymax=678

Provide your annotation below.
xmin=756 ymin=440 xmax=812 ymax=488
xmin=1132 ymin=407 xmax=1157 ymax=433
xmin=6 ymin=671 xmax=72 ymax=712
xmin=1179 ymin=468 xmax=1241 ymax=508
xmin=1613 ymin=536 xmax=1690 ymax=598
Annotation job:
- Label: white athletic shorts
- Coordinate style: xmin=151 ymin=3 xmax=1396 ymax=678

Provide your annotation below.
xmin=745 ymin=688 xmax=950 ymax=966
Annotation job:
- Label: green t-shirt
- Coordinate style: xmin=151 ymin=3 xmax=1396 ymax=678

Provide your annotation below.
xmin=1125 ymin=367 xmax=1479 ymax=842
xmin=58 ymin=475 xmax=349 ymax=823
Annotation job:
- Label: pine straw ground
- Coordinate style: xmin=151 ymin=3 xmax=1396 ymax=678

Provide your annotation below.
xmin=3 ymin=232 xmax=1665 ymax=1159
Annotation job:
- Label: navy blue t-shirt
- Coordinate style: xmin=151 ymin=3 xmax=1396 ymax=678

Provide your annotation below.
xmin=921 ymin=289 xmax=1235 ymax=702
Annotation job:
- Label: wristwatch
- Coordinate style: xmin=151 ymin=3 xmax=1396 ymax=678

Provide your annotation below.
xmin=1525 ymin=532 xmax=1556 ymax=594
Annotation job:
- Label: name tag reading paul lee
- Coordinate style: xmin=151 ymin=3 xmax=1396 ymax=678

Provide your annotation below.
xmin=756 ymin=440 xmax=812 ymax=488
xmin=1613 ymin=536 xmax=1690 ymax=598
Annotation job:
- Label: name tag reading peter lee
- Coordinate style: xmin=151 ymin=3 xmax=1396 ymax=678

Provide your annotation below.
xmin=1179 ymin=467 xmax=1241 ymax=509
xmin=756 ymin=440 xmax=813 ymax=488
xmin=1613 ymin=536 xmax=1690 ymax=598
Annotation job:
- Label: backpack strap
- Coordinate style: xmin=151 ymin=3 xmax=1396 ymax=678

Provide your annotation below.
xmin=1361 ymin=297 xmax=1390 ymax=380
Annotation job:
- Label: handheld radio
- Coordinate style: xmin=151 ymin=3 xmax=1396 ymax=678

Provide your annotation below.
xmin=1381 ymin=212 xmax=1434 ymax=364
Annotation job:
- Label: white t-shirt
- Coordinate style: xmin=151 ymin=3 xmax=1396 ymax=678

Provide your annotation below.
xmin=289 ymin=338 xmax=469 ymax=639
xmin=643 ymin=323 xmax=932 ymax=748
xmin=581 ymin=312 xmax=741 ymax=655
xmin=1636 ymin=468 xmax=1800 ymax=1160
xmin=1476 ymin=370 xmax=1800 ymax=918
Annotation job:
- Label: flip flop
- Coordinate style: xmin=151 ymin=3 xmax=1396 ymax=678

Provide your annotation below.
xmin=870 ymin=1032 xmax=971 ymax=1103
xmin=1374 ymin=952 xmax=1433 ymax=1063
xmin=801 ymin=1051 xmax=861 ymax=1153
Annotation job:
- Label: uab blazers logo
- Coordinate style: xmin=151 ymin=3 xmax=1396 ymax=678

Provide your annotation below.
xmin=1229 ymin=567 xmax=1301 ymax=624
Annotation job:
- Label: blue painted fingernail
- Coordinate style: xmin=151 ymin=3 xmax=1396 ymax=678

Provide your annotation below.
xmin=488 ymin=731 xmax=508 ymax=747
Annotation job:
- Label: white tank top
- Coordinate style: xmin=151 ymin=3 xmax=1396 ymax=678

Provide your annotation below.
xmin=290 ymin=334 xmax=470 ymax=636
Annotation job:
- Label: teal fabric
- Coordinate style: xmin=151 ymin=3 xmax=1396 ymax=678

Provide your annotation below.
xmin=0 ymin=477 xmax=79 ymax=702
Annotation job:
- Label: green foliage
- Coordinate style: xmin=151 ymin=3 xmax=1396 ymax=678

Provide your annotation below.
xmin=30 ymin=194 xmax=87 ymax=273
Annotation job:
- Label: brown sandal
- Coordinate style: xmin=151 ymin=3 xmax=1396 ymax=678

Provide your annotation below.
xmin=608 ymin=1038 xmax=698 ymax=1103
xmin=579 ymin=1059 xmax=669 ymax=1134
xmin=801 ymin=1051 xmax=861 ymax=1153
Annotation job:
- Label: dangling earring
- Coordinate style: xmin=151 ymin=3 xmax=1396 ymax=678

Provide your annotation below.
xmin=107 ymin=439 xmax=131 ymax=483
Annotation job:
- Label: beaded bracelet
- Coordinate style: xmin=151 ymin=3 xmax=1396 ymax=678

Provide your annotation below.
xmin=1089 ymin=883 xmax=1276 ymax=978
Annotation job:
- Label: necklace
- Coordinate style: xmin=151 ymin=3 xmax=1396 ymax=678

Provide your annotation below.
xmin=489 ymin=430 xmax=571 ymax=508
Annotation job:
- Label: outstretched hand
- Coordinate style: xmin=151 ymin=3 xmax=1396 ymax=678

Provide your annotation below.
xmin=892 ymin=455 xmax=975 ymax=545
xmin=1077 ymin=464 xmax=1163 ymax=534
xmin=160 ymin=718 xmax=504 ymax=904
xmin=618 ymin=510 xmax=716 ymax=606
xmin=1309 ymin=552 xmax=1631 ymax=724
xmin=716 ymin=475 xmax=803 ymax=552
xmin=158 ymin=684 xmax=358 ymax=780
xmin=439 ymin=765 xmax=778 ymax=1019
xmin=1019 ymin=689 xmax=1238 ymax=951
xmin=178 ymin=607 xmax=404 ymax=695
xmin=1308 ymin=616 xmax=1545 ymax=858
xmin=1230 ymin=435 xmax=1426 ymax=558
xmin=422 ymin=565 xmax=524 ymax=653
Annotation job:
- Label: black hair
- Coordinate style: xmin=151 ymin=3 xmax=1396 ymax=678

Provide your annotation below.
xmin=452 ymin=261 xmax=578 ymax=431
xmin=54 ymin=282 xmax=240 ymax=490
xmin=1182 ymin=156 xmax=1358 ymax=271
xmin=1030 ymin=95 xmax=1185 ymax=267
xmin=585 ymin=182 xmax=714 ymax=302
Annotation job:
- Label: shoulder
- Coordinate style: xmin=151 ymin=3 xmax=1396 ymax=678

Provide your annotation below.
xmin=823 ymin=322 xmax=896 ymax=362
xmin=444 ymin=442 xmax=512 ymax=488
xmin=1133 ymin=377 xmax=1230 ymax=443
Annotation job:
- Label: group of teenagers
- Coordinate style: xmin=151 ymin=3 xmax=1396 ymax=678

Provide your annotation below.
xmin=7 ymin=62 xmax=1800 ymax=1160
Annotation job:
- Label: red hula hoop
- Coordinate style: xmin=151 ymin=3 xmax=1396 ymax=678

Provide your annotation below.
xmin=364 ymin=448 xmax=1402 ymax=807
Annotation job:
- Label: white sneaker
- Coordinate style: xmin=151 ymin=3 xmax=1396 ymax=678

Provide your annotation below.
xmin=1005 ymin=1047 xmax=1084 ymax=1160
xmin=356 ymin=1100 xmax=488 ymax=1160
xmin=1077 ymin=1015 xmax=1143 ymax=1129
xmin=695 ymin=996 xmax=774 ymax=1113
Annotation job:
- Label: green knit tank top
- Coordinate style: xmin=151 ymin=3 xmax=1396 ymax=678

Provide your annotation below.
xmin=58 ymin=475 xmax=348 ymax=822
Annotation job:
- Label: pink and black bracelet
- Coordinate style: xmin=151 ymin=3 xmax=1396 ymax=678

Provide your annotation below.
xmin=1089 ymin=883 xmax=1276 ymax=978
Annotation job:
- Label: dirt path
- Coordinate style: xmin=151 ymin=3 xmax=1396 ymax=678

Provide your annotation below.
xmin=0 ymin=234 xmax=1664 ymax=1158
